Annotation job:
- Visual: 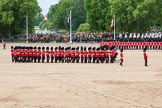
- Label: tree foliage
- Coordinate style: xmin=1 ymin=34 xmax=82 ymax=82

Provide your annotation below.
xmin=46 ymin=0 xmax=86 ymax=31
xmin=85 ymin=0 xmax=162 ymax=33
xmin=0 ymin=0 xmax=40 ymax=39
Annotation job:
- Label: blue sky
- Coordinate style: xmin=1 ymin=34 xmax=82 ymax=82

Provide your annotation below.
xmin=37 ymin=0 xmax=60 ymax=15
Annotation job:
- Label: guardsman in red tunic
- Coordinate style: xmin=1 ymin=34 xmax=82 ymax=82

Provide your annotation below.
xmin=92 ymin=47 xmax=96 ymax=63
xmin=58 ymin=46 xmax=62 ymax=63
xmin=54 ymin=47 xmax=58 ymax=63
xmin=11 ymin=46 xmax=14 ymax=62
xmin=143 ymin=47 xmax=148 ymax=66
xmin=24 ymin=47 xmax=28 ymax=62
xmin=60 ymin=47 xmax=65 ymax=63
xmin=65 ymin=47 xmax=68 ymax=63
xmin=37 ymin=47 xmax=41 ymax=63
xmin=105 ymin=47 xmax=109 ymax=63
xmin=110 ymin=46 xmax=115 ymax=63
xmin=50 ymin=47 xmax=54 ymax=63
xmin=71 ymin=48 xmax=75 ymax=63
xmin=46 ymin=47 xmax=50 ymax=63
xmin=13 ymin=47 xmax=18 ymax=63
xmin=96 ymin=47 xmax=100 ymax=63
xmin=100 ymin=47 xmax=105 ymax=63
xmin=17 ymin=46 xmax=21 ymax=62
xmin=21 ymin=46 xmax=25 ymax=63
xmin=120 ymin=48 xmax=123 ymax=66
xmin=83 ymin=47 xmax=88 ymax=63
xmin=67 ymin=47 xmax=71 ymax=63
xmin=80 ymin=47 xmax=84 ymax=63
xmin=33 ymin=47 xmax=37 ymax=63
xmin=88 ymin=47 xmax=92 ymax=63
xmin=28 ymin=47 xmax=32 ymax=62
xmin=75 ymin=47 xmax=80 ymax=63
xmin=158 ymin=42 xmax=161 ymax=50
xmin=42 ymin=47 xmax=45 ymax=63
xmin=2 ymin=40 xmax=6 ymax=49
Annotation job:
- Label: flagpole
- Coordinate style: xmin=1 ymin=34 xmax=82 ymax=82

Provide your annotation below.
xmin=69 ymin=10 xmax=72 ymax=43
xmin=114 ymin=14 xmax=116 ymax=41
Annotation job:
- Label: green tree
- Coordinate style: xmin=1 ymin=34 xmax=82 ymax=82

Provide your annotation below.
xmin=0 ymin=0 xmax=40 ymax=39
xmin=84 ymin=0 xmax=111 ymax=32
xmin=46 ymin=0 xmax=86 ymax=31
xmin=33 ymin=13 xmax=44 ymax=26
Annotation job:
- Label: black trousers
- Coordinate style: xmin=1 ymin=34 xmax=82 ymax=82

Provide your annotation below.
xmin=120 ymin=59 xmax=123 ymax=66
xmin=47 ymin=56 xmax=50 ymax=63
xmin=42 ymin=56 xmax=45 ymax=63
xmin=145 ymin=59 xmax=148 ymax=66
xmin=38 ymin=56 xmax=41 ymax=63
xmin=93 ymin=57 xmax=96 ymax=63
xmin=88 ymin=57 xmax=92 ymax=63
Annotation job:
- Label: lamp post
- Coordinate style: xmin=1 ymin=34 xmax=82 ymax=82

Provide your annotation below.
xmin=26 ymin=8 xmax=29 ymax=43
xmin=69 ymin=10 xmax=72 ymax=43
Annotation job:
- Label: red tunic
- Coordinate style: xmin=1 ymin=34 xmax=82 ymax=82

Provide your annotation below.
xmin=88 ymin=50 xmax=92 ymax=58
xmin=60 ymin=50 xmax=64 ymax=57
xmin=83 ymin=51 xmax=88 ymax=58
xmin=42 ymin=50 xmax=45 ymax=57
xmin=105 ymin=50 xmax=109 ymax=58
xmin=21 ymin=50 xmax=25 ymax=57
xmin=120 ymin=52 xmax=123 ymax=60
xmin=46 ymin=50 xmax=49 ymax=57
xmin=33 ymin=49 xmax=37 ymax=57
xmin=11 ymin=49 xmax=14 ymax=56
xmin=144 ymin=52 xmax=147 ymax=60
xmin=71 ymin=51 xmax=75 ymax=58
xmin=13 ymin=50 xmax=17 ymax=57
xmin=91 ymin=50 xmax=96 ymax=58
xmin=37 ymin=50 xmax=41 ymax=57
xmin=29 ymin=50 xmax=33 ymax=57
xmin=100 ymin=50 xmax=105 ymax=58
xmin=95 ymin=51 xmax=100 ymax=58
xmin=50 ymin=50 xmax=54 ymax=57
xmin=80 ymin=51 xmax=84 ymax=58
xmin=75 ymin=50 xmax=79 ymax=57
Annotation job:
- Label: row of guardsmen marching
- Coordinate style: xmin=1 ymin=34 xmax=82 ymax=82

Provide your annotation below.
xmin=11 ymin=46 xmax=118 ymax=64
xmin=100 ymin=42 xmax=162 ymax=50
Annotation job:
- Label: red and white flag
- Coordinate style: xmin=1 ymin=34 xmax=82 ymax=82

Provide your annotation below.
xmin=110 ymin=17 xmax=114 ymax=31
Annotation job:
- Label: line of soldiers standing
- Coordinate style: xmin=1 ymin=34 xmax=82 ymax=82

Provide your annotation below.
xmin=11 ymin=46 xmax=118 ymax=64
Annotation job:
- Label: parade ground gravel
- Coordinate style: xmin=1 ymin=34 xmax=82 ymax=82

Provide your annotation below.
xmin=0 ymin=43 xmax=162 ymax=108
